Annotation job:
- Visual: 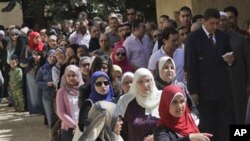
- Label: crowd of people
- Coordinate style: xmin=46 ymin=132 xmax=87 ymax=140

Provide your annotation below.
xmin=0 ymin=5 xmax=250 ymax=141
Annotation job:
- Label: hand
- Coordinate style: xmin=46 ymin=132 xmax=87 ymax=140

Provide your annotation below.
xmin=144 ymin=135 xmax=154 ymax=141
xmin=189 ymin=133 xmax=213 ymax=141
xmin=222 ymin=54 xmax=234 ymax=65
xmin=191 ymin=94 xmax=199 ymax=106
xmin=47 ymin=82 xmax=55 ymax=87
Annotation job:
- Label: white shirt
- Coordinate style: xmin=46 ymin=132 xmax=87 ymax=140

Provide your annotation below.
xmin=67 ymin=94 xmax=79 ymax=123
xmin=68 ymin=30 xmax=91 ymax=48
xmin=148 ymin=46 xmax=185 ymax=83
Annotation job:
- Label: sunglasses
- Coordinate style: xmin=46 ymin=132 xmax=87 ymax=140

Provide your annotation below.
xmin=12 ymin=34 xmax=18 ymax=36
xmin=70 ymin=62 xmax=78 ymax=65
xmin=116 ymin=52 xmax=126 ymax=56
xmin=81 ymin=63 xmax=90 ymax=67
xmin=95 ymin=81 xmax=109 ymax=87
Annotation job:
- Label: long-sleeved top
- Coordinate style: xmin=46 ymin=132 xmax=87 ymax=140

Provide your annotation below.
xmin=56 ymin=87 xmax=79 ymax=130
xmin=0 ymin=70 xmax=3 ymax=85
xmin=121 ymin=99 xmax=158 ymax=141
xmin=9 ymin=67 xmax=22 ymax=91
xmin=154 ymin=125 xmax=190 ymax=141
xmin=36 ymin=63 xmax=56 ymax=100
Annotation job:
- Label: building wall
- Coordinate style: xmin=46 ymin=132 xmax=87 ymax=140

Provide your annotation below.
xmin=156 ymin=0 xmax=250 ymax=29
xmin=0 ymin=2 xmax=23 ymax=28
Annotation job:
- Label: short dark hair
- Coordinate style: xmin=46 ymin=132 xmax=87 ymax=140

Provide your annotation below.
xmin=203 ymin=8 xmax=220 ymax=20
xmin=162 ymin=28 xmax=178 ymax=40
xmin=131 ymin=19 xmax=144 ymax=31
xmin=224 ymin=6 xmax=238 ymax=17
xmin=160 ymin=15 xmax=169 ymax=20
xmin=178 ymin=26 xmax=189 ymax=32
xmin=168 ymin=19 xmax=177 ymax=29
xmin=192 ymin=14 xmax=204 ymax=23
xmin=179 ymin=6 xmax=192 ymax=14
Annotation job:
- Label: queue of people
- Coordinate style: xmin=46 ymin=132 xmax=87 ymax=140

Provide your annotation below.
xmin=0 ymin=5 xmax=250 ymax=141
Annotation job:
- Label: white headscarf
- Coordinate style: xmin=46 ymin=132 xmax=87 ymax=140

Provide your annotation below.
xmin=117 ymin=68 xmax=162 ymax=118
xmin=121 ymin=72 xmax=134 ymax=84
xmin=158 ymin=56 xmax=176 ymax=81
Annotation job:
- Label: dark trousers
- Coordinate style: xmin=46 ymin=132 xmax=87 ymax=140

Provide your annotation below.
xmin=61 ymin=128 xmax=74 ymax=141
xmin=198 ymin=99 xmax=232 ymax=141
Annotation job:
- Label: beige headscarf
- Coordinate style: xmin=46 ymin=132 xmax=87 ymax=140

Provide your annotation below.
xmin=79 ymin=101 xmax=123 ymax=141
xmin=117 ymin=68 xmax=162 ymax=118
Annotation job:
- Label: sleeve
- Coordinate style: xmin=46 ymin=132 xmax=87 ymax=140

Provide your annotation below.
xmin=35 ymin=68 xmax=49 ymax=89
xmin=148 ymin=53 xmax=157 ymax=71
xmin=16 ymin=68 xmax=23 ymax=84
xmin=185 ymin=34 xmax=199 ymax=95
xmin=78 ymin=100 xmax=92 ymax=132
xmin=56 ymin=89 xmax=77 ymax=128
xmin=52 ymin=66 xmax=60 ymax=88
xmin=153 ymin=125 xmax=190 ymax=141
xmin=19 ymin=46 xmax=33 ymax=68
xmin=152 ymin=41 xmax=159 ymax=54
xmin=243 ymin=38 xmax=250 ymax=85
xmin=0 ymin=70 xmax=4 ymax=85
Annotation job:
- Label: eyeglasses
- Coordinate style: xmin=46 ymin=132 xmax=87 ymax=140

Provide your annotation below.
xmin=11 ymin=34 xmax=18 ymax=36
xmin=116 ymin=52 xmax=126 ymax=56
xmin=70 ymin=62 xmax=78 ymax=65
xmin=95 ymin=81 xmax=109 ymax=87
xmin=81 ymin=63 xmax=90 ymax=67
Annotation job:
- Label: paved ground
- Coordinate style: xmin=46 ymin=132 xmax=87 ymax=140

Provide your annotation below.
xmin=0 ymin=98 xmax=50 ymax=141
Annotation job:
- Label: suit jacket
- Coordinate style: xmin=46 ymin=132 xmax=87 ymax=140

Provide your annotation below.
xmin=185 ymin=27 xmax=231 ymax=100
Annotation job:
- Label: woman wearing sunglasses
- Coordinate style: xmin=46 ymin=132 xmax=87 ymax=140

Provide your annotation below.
xmin=78 ymin=71 xmax=115 ymax=132
xmin=111 ymin=46 xmax=134 ymax=73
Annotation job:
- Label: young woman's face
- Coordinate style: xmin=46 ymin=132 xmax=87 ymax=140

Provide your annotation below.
xmin=100 ymin=63 xmax=108 ymax=73
xmin=94 ymin=76 xmax=110 ymax=95
xmin=122 ymin=76 xmax=133 ymax=94
xmin=77 ymin=47 xmax=85 ymax=58
xmin=80 ymin=59 xmax=90 ymax=76
xmin=136 ymin=75 xmax=153 ymax=96
xmin=66 ymin=47 xmax=75 ymax=58
xmin=169 ymin=94 xmax=186 ymax=118
xmin=113 ymin=116 xmax=123 ymax=135
xmin=55 ymin=50 xmax=66 ymax=63
xmin=34 ymin=35 xmax=41 ymax=44
xmin=47 ymin=54 xmax=57 ymax=64
xmin=160 ymin=60 xmax=175 ymax=82
xmin=114 ymin=48 xmax=126 ymax=62
xmin=65 ymin=70 xmax=79 ymax=86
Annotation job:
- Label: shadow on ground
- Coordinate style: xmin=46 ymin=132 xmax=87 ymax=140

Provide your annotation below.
xmin=0 ymin=98 xmax=49 ymax=141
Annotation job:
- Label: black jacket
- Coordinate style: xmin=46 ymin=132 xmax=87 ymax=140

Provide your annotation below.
xmin=154 ymin=125 xmax=190 ymax=141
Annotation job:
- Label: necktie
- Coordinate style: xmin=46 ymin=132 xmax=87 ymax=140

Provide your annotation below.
xmin=208 ymin=33 xmax=215 ymax=46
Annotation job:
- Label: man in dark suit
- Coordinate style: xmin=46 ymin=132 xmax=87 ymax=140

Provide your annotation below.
xmin=185 ymin=8 xmax=234 ymax=141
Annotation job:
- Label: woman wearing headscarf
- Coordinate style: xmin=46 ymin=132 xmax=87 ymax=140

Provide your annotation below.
xmin=20 ymin=31 xmax=46 ymax=114
xmin=56 ymin=65 xmax=84 ymax=141
xmin=111 ymin=46 xmax=134 ymax=73
xmin=78 ymin=101 xmax=123 ymax=141
xmin=155 ymin=56 xmax=199 ymax=124
xmin=120 ymin=72 xmax=134 ymax=95
xmin=117 ymin=68 xmax=162 ymax=141
xmin=36 ymin=49 xmax=57 ymax=128
xmin=79 ymin=56 xmax=92 ymax=83
xmin=154 ymin=85 xmax=212 ymax=141
xmin=78 ymin=71 xmax=115 ymax=132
